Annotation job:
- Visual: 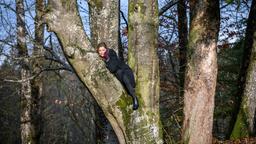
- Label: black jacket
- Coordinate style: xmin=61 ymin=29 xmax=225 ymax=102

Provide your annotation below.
xmin=104 ymin=49 xmax=130 ymax=73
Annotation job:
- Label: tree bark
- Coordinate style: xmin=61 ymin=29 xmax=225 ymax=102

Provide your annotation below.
xmin=128 ymin=0 xmax=163 ymax=143
xmin=230 ymin=0 xmax=256 ymax=138
xmin=30 ymin=0 xmax=45 ymax=142
xmin=182 ymin=0 xmax=220 ymax=143
xmin=88 ymin=0 xmax=120 ymax=52
xmin=88 ymin=0 xmax=120 ymax=142
xmin=16 ymin=0 xmax=36 ymax=143
xmin=177 ymin=0 xmax=188 ymax=92
xmin=44 ymin=0 xmax=163 ymax=143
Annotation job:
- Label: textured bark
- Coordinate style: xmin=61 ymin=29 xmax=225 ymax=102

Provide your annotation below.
xmin=128 ymin=0 xmax=163 ymax=143
xmin=88 ymin=0 xmax=120 ymax=52
xmin=231 ymin=0 xmax=256 ymax=138
xmin=44 ymin=0 xmax=162 ymax=143
xmin=177 ymin=0 xmax=188 ymax=91
xmin=16 ymin=0 xmax=36 ymax=143
xmin=88 ymin=1 xmax=120 ymax=143
xmin=182 ymin=0 xmax=220 ymax=143
xmin=30 ymin=0 xmax=45 ymax=142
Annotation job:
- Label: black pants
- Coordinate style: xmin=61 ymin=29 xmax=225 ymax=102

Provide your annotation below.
xmin=115 ymin=68 xmax=136 ymax=97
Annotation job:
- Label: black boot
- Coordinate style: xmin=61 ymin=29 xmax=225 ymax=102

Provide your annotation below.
xmin=132 ymin=96 xmax=139 ymax=110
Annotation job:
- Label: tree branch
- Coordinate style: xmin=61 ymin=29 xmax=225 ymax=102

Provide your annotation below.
xmin=159 ymin=0 xmax=179 ymax=16
xmin=120 ymin=10 xmax=128 ymax=29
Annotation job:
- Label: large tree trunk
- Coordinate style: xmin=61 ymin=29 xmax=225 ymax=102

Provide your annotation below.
xmin=230 ymin=0 xmax=256 ymax=138
xmin=88 ymin=0 xmax=120 ymax=52
xmin=128 ymin=0 xmax=163 ymax=143
xmin=88 ymin=0 xmax=120 ymax=143
xmin=177 ymin=0 xmax=188 ymax=92
xmin=182 ymin=0 xmax=220 ymax=143
xmin=16 ymin=0 xmax=36 ymax=143
xmin=44 ymin=0 xmax=163 ymax=143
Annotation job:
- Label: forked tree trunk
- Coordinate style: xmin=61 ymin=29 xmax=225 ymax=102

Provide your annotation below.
xmin=182 ymin=0 xmax=220 ymax=143
xmin=44 ymin=0 xmax=163 ymax=143
xmin=16 ymin=0 xmax=36 ymax=143
xmin=230 ymin=0 xmax=256 ymax=138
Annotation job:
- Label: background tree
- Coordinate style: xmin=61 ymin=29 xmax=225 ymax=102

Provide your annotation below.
xmin=177 ymin=0 xmax=188 ymax=92
xmin=230 ymin=0 xmax=256 ymax=138
xmin=30 ymin=0 xmax=45 ymax=142
xmin=16 ymin=0 xmax=37 ymax=143
xmin=213 ymin=0 xmax=253 ymax=140
xmin=182 ymin=0 xmax=220 ymax=143
xmin=0 ymin=60 xmax=20 ymax=144
xmin=1 ymin=0 xmax=97 ymax=143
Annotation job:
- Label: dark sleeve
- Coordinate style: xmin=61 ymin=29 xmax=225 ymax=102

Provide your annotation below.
xmin=105 ymin=49 xmax=120 ymax=73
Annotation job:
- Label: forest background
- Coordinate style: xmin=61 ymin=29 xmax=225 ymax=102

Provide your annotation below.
xmin=0 ymin=0 xmax=255 ymax=143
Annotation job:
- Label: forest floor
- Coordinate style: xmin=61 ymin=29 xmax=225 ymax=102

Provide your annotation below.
xmin=214 ymin=137 xmax=256 ymax=144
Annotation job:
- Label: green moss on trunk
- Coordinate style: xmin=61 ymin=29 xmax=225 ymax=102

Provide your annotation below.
xmin=230 ymin=108 xmax=249 ymax=139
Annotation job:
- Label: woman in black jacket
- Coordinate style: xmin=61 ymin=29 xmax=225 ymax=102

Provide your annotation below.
xmin=97 ymin=42 xmax=139 ymax=110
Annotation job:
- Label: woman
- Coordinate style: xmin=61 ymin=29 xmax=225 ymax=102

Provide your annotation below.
xmin=97 ymin=42 xmax=139 ymax=110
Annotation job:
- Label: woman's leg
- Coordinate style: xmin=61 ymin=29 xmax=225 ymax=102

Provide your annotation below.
xmin=122 ymin=70 xmax=139 ymax=110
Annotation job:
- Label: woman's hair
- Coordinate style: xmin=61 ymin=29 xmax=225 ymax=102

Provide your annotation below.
xmin=97 ymin=42 xmax=107 ymax=50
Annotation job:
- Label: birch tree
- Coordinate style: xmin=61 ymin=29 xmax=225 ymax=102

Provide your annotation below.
xmin=16 ymin=0 xmax=36 ymax=143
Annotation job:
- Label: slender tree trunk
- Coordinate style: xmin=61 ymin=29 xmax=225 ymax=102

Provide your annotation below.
xmin=230 ymin=0 xmax=256 ymax=138
xmin=182 ymin=0 xmax=220 ymax=143
xmin=44 ymin=0 xmax=163 ymax=143
xmin=30 ymin=0 xmax=45 ymax=142
xmin=16 ymin=0 xmax=36 ymax=143
xmin=177 ymin=0 xmax=188 ymax=93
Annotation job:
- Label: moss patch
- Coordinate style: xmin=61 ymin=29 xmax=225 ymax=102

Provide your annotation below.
xmin=230 ymin=107 xmax=249 ymax=139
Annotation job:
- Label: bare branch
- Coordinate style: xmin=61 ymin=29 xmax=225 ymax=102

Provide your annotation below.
xmin=159 ymin=0 xmax=179 ymax=16
xmin=3 ymin=67 xmax=71 ymax=83
xmin=120 ymin=10 xmax=128 ymax=29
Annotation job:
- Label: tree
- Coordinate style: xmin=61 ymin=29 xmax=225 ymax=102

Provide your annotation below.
xmin=88 ymin=0 xmax=120 ymax=51
xmin=0 ymin=61 xmax=20 ymax=144
xmin=88 ymin=0 xmax=120 ymax=142
xmin=30 ymin=0 xmax=45 ymax=142
xmin=230 ymin=0 xmax=256 ymax=138
xmin=177 ymin=0 xmax=188 ymax=91
xmin=182 ymin=0 xmax=220 ymax=143
xmin=16 ymin=0 xmax=36 ymax=143
xmin=44 ymin=0 xmax=163 ymax=143
xmin=127 ymin=0 xmax=162 ymax=143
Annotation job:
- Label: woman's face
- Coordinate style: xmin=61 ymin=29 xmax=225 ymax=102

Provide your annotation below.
xmin=98 ymin=46 xmax=106 ymax=57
